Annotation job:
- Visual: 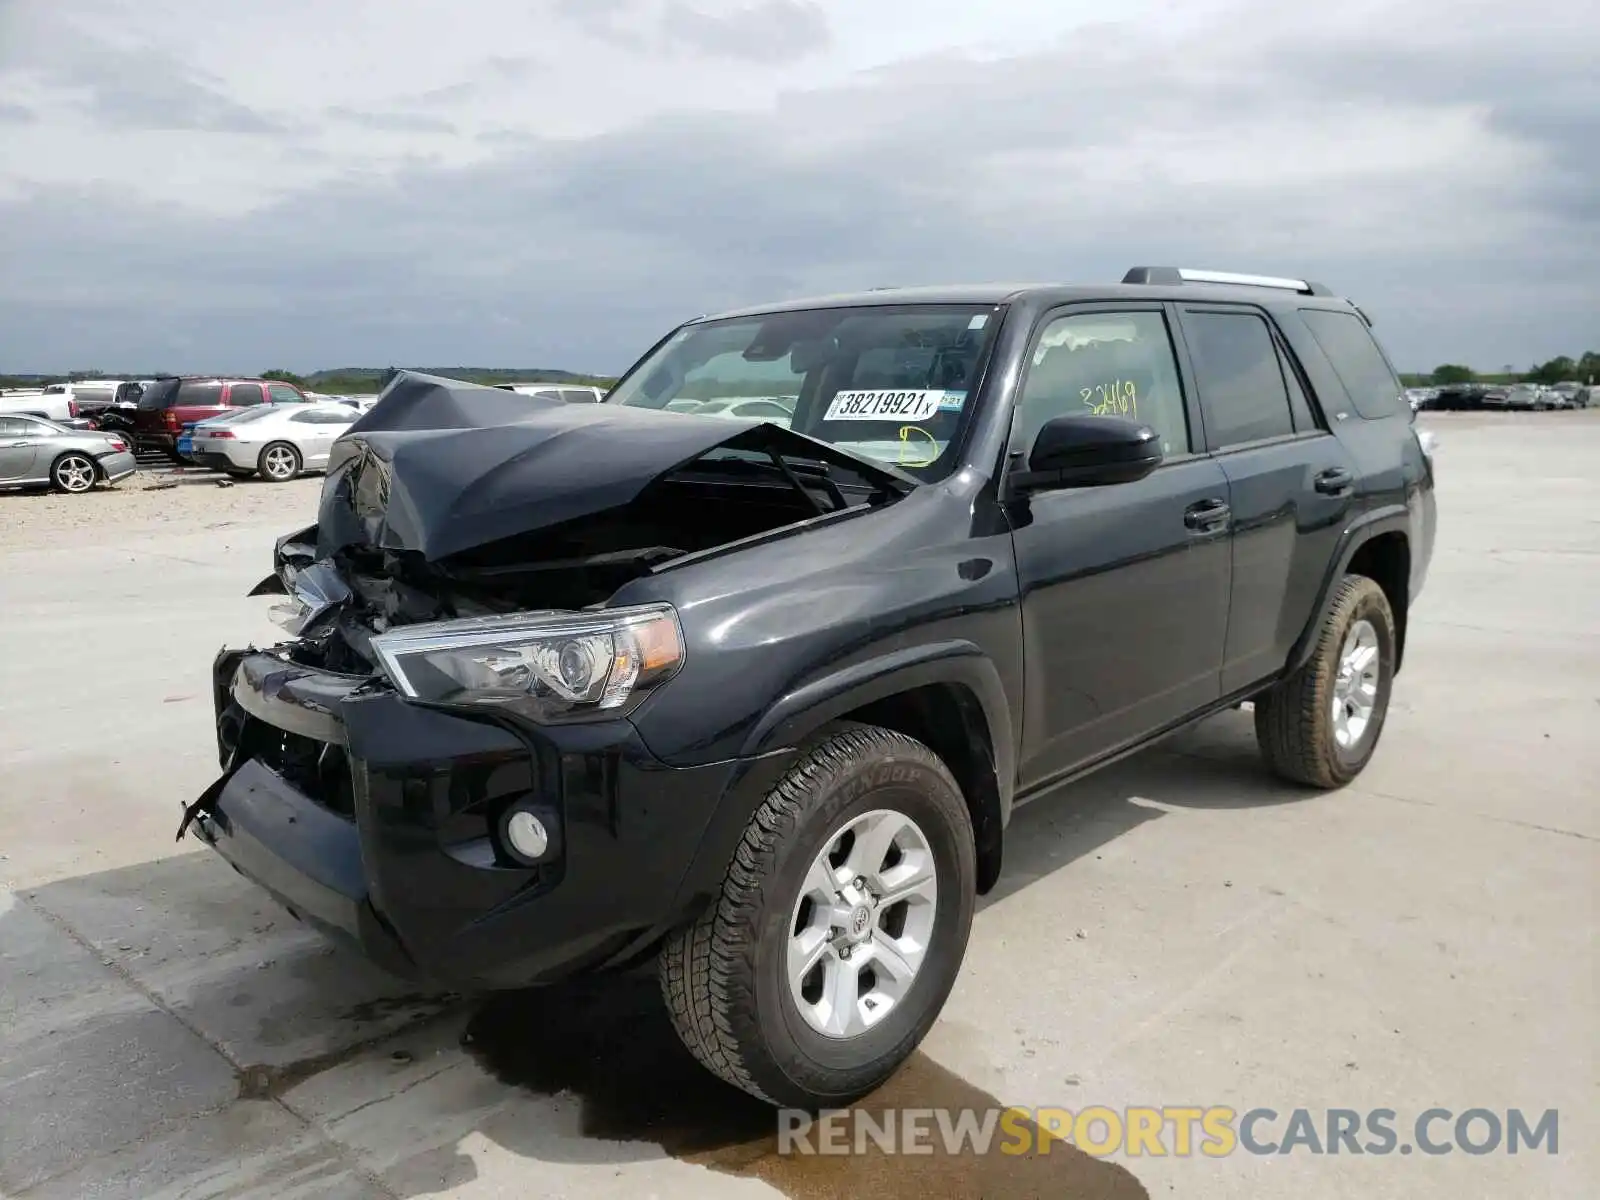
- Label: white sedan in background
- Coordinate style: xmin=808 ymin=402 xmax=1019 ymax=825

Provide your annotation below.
xmin=188 ymin=404 xmax=356 ymax=482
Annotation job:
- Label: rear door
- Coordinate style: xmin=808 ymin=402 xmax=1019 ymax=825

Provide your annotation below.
xmin=168 ymin=380 xmax=227 ymax=424
xmin=1173 ymin=304 xmax=1358 ymax=694
xmin=1008 ymin=304 xmax=1233 ymax=789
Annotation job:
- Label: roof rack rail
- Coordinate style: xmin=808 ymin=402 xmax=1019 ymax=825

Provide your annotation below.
xmin=1122 ymin=267 xmax=1335 ymax=297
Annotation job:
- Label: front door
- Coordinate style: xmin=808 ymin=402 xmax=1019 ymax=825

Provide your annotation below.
xmin=1007 ymin=306 xmax=1233 ymax=793
xmin=0 ymin=417 xmax=42 ymax=482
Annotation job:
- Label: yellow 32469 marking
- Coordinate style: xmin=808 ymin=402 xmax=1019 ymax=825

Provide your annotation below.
xmin=1081 ymin=380 xmax=1138 ymax=418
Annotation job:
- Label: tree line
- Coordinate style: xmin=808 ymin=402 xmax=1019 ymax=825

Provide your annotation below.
xmin=1400 ymin=352 xmax=1599 ymax=389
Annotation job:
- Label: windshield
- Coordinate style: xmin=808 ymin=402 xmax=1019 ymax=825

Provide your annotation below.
xmin=605 ymin=303 xmax=1001 ymax=479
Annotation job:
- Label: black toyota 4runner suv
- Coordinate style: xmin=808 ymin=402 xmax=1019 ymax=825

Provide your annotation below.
xmin=182 ymin=267 xmax=1436 ymax=1108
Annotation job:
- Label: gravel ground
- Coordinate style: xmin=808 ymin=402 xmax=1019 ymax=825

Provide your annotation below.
xmin=0 ymin=467 xmax=320 ymax=552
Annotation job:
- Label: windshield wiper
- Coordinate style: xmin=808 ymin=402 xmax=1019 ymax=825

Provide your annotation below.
xmin=765 ymin=451 xmax=848 ymax=514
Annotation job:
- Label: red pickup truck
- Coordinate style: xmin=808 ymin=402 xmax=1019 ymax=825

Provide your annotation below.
xmin=131 ymin=377 xmax=310 ymax=459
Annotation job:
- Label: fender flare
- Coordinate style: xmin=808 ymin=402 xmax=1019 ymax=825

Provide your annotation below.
xmin=647 ymin=641 xmax=1018 ymax=942
xmin=740 ymin=639 xmax=1016 ymax=819
xmin=1286 ymin=506 xmax=1411 ymax=676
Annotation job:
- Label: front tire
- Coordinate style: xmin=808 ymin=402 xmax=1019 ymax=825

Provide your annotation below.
xmin=51 ymin=453 xmax=98 ymax=494
xmin=1255 ymin=574 xmax=1396 ymax=788
xmin=659 ymin=725 xmax=976 ymax=1108
xmin=258 ymin=442 xmax=301 ymax=482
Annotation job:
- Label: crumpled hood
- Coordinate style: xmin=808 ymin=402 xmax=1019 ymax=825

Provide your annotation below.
xmin=315 ymin=370 xmax=910 ymax=562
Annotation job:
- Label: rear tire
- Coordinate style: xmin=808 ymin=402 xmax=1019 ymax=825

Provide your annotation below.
xmin=50 ymin=453 xmax=98 ymax=494
xmin=258 ymin=442 xmax=301 ymax=482
xmin=659 ymin=724 xmax=976 ymax=1108
xmin=1255 ymin=574 xmax=1396 ymax=788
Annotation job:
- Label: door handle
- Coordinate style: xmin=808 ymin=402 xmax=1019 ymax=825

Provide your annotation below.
xmin=1314 ymin=467 xmax=1354 ymax=496
xmin=1184 ymin=498 xmax=1230 ymax=533
xmin=2 ymin=440 xmax=35 ymax=448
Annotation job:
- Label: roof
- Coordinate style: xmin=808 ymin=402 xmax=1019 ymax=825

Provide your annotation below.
xmin=697 ymin=275 xmax=1355 ymax=322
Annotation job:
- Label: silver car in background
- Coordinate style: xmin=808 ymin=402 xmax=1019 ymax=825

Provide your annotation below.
xmin=187 ymin=403 xmax=356 ymax=482
xmin=0 ymin=413 xmax=138 ymax=494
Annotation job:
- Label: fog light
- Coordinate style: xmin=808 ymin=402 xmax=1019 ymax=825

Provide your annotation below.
xmin=503 ymin=808 xmax=550 ymax=860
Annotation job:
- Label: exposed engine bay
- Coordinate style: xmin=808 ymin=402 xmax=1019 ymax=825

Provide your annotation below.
xmin=252 ymin=372 xmax=914 ymax=674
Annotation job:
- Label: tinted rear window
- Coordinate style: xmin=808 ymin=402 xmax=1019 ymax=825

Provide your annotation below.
xmin=137 ymin=379 xmax=179 ymax=409
xmin=1299 ymin=309 xmax=1406 ymax=419
xmin=176 ymin=382 xmax=225 ymax=406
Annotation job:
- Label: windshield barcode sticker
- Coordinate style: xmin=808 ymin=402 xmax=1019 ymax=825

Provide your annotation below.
xmin=824 ymin=389 xmax=948 ymax=422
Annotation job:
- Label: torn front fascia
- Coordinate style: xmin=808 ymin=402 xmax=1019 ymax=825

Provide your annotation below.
xmin=267 ymin=559 xmax=353 ymax=637
xmin=247 ymin=524 xmax=319 ymax=597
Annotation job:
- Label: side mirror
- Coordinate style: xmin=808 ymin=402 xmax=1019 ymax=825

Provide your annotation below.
xmin=1009 ymin=414 xmax=1163 ymax=494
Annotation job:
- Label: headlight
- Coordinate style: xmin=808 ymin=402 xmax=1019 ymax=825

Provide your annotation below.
xmin=368 ymin=603 xmax=684 ymax=719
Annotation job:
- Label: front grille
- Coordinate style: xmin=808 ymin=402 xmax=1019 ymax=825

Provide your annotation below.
xmin=222 ymin=705 xmax=356 ymax=817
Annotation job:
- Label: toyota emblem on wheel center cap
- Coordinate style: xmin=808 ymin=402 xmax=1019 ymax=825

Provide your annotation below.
xmin=849 ymin=904 xmax=872 ymax=939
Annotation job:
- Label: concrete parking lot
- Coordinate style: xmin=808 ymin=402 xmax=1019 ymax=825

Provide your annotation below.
xmin=1 ymin=412 xmax=1595 ymax=1199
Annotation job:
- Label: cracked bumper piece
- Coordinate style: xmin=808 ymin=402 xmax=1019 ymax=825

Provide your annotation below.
xmin=186 ymin=647 xmax=790 ymax=991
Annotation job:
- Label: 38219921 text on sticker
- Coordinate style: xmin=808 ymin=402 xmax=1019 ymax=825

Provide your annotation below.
xmin=824 ymin=389 xmax=953 ymax=422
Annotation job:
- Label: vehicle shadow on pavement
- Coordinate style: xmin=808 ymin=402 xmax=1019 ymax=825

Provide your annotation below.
xmin=454 ymin=973 xmax=1150 ymax=1200
xmin=980 ymin=711 xmax=1324 ymax=908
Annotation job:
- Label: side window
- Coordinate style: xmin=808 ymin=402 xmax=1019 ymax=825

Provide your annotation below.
xmin=229 ymin=383 xmax=265 ymax=406
xmin=532 ymin=389 xmax=565 ymax=402
xmin=175 ymin=381 xmax=224 ymax=406
xmin=1015 ymin=310 xmax=1191 ymax=458
xmin=1298 ymin=308 xmax=1406 ymax=419
xmin=1278 ymin=344 xmax=1320 ymax=432
xmin=1181 ymin=310 xmax=1295 ymax=449
xmin=560 ymin=387 xmax=599 ymax=404
xmin=0 ymin=417 xmax=27 ymax=437
xmin=268 ymin=384 xmax=303 ymax=404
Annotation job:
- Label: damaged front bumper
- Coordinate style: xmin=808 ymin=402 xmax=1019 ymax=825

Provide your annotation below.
xmin=183 ymin=645 xmax=792 ymax=991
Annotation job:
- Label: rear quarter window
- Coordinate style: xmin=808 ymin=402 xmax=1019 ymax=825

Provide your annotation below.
xmin=1298 ymin=308 xmax=1406 ymax=420
xmin=175 ymin=382 xmax=225 ymax=406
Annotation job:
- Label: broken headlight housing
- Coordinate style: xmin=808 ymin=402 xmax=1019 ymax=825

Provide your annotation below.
xmin=369 ymin=603 xmax=684 ymax=720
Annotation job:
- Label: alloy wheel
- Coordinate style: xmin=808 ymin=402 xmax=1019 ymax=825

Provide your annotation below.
xmin=262 ymin=445 xmax=299 ymax=481
xmin=1332 ymin=618 xmax=1380 ymax=749
xmin=55 ymin=455 xmax=96 ymax=493
xmin=787 ymin=808 xmax=939 ymax=1039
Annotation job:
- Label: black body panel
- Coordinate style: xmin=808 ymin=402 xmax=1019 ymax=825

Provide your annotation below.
xmin=186 ymin=277 xmax=1436 ymax=991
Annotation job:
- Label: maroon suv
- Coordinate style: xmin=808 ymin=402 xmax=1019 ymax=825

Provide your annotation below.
xmin=131 ymin=377 xmax=310 ymax=458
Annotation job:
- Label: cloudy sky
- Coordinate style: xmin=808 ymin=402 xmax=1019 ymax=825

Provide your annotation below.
xmin=1 ymin=0 xmax=1594 ymax=376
